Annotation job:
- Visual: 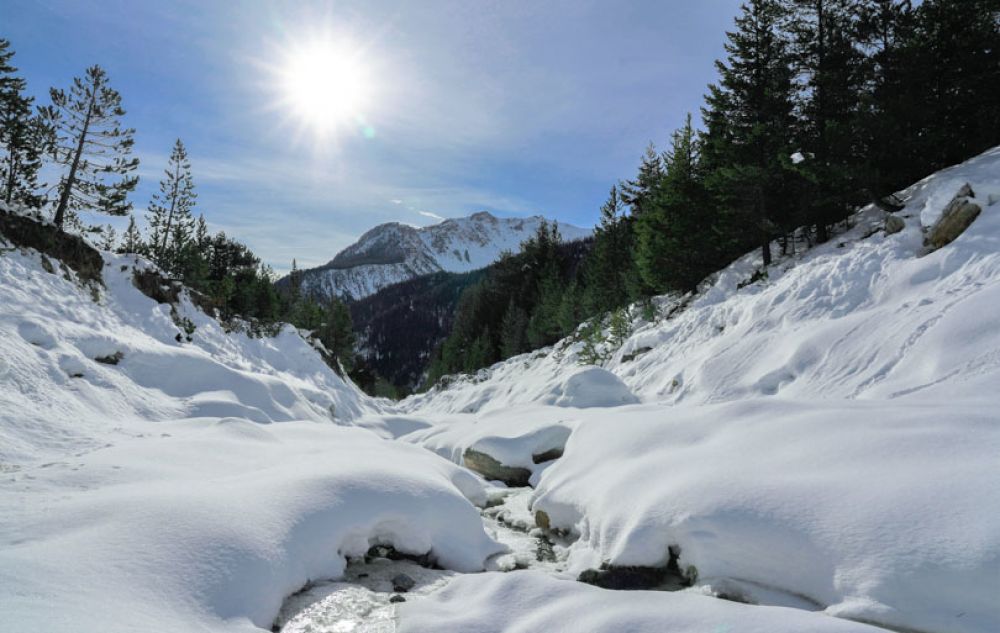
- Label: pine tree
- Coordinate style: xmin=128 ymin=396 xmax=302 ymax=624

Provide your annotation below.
xmin=786 ymin=0 xmax=868 ymax=241
xmin=98 ymin=224 xmax=117 ymax=251
xmin=118 ymin=214 xmax=144 ymax=254
xmin=855 ymin=0 xmax=918 ymax=201
xmin=620 ymin=143 xmax=664 ymax=219
xmin=0 ymin=39 xmax=49 ymax=208
xmin=48 ymin=65 xmax=139 ymax=229
xmin=702 ymin=0 xmax=798 ymax=267
xmin=635 ymin=114 xmax=716 ymax=292
xmin=584 ymin=185 xmax=639 ymax=314
xmin=146 ymin=139 xmax=196 ymax=272
xmin=499 ymin=300 xmax=529 ymax=358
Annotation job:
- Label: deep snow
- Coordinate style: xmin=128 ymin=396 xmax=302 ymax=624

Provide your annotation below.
xmin=2 ymin=146 xmax=1000 ymax=633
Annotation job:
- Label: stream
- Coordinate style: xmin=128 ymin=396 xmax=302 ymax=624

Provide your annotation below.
xmin=273 ymin=486 xmax=572 ymax=633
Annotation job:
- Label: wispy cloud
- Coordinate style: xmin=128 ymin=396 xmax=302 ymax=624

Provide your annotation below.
xmin=417 ymin=210 xmax=444 ymax=221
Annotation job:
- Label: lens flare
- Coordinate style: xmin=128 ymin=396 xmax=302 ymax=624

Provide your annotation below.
xmin=280 ymin=39 xmax=370 ymax=134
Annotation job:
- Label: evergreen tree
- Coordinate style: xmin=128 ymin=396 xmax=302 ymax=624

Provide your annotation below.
xmin=907 ymin=0 xmax=1000 ymax=171
xmin=635 ymin=114 xmax=717 ymax=292
xmin=620 ymin=143 xmax=664 ymax=219
xmin=146 ymin=139 xmax=196 ymax=272
xmin=0 ymin=39 xmax=49 ymax=208
xmin=98 ymin=224 xmax=117 ymax=251
xmin=786 ymin=0 xmax=869 ymax=241
xmin=584 ymin=185 xmax=637 ymax=314
xmin=702 ymin=0 xmax=798 ymax=266
xmin=48 ymin=65 xmax=139 ymax=229
xmin=855 ymin=0 xmax=918 ymax=200
xmin=118 ymin=214 xmax=144 ymax=254
xmin=499 ymin=300 xmax=529 ymax=358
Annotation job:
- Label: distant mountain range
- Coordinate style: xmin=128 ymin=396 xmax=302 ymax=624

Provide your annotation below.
xmin=288 ymin=211 xmax=591 ymax=301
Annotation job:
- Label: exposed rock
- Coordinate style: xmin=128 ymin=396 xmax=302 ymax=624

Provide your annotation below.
xmin=391 ymin=573 xmax=416 ymax=593
xmin=389 ymin=594 xmax=406 ymax=604
xmin=462 ymin=448 xmax=532 ymax=487
xmin=577 ymin=565 xmax=670 ymax=590
xmin=0 ymin=207 xmax=103 ymax=285
xmin=534 ymin=509 xmax=550 ymax=531
xmin=531 ymin=447 xmax=563 ymax=464
xmin=132 ymin=269 xmax=181 ymax=304
xmin=884 ymin=214 xmax=905 ymax=235
xmin=577 ymin=547 xmax=693 ymax=591
xmin=925 ymin=183 xmax=982 ymax=251
xmin=621 ymin=346 xmax=653 ymax=363
xmin=94 ymin=351 xmax=124 ymax=365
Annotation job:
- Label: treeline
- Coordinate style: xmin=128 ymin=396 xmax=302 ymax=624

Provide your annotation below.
xmin=427 ymin=0 xmax=1000 ymax=382
xmin=0 ymin=40 xmax=356 ymax=372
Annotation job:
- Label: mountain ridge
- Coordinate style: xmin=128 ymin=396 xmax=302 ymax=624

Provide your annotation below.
xmin=290 ymin=211 xmax=591 ymax=301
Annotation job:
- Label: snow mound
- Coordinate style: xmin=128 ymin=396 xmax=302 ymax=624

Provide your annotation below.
xmin=0 ymin=421 xmax=502 ymax=633
xmin=398 ymin=571 xmax=881 ymax=633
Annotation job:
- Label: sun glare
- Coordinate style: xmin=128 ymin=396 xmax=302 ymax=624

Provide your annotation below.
xmin=281 ymin=40 xmax=370 ymax=134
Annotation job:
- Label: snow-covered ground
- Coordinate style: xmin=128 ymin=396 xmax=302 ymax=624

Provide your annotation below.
xmin=391 ymin=146 xmax=1000 ymax=633
xmin=2 ymin=146 xmax=999 ymax=633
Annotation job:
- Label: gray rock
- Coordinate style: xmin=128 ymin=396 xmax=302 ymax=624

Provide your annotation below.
xmin=389 ymin=594 xmax=406 ymax=603
xmin=462 ymin=448 xmax=532 ymax=487
xmin=925 ymin=185 xmax=982 ymax=251
xmin=391 ymin=573 xmax=416 ymax=593
xmin=884 ymin=215 xmax=905 ymax=235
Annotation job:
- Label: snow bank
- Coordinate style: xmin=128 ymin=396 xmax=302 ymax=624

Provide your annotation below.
xmin=0 ymin=420 xmax=502 ymax=633
xmin=0 ymin=243 xmax=377 ymax=464
xmin=399 ymin=571 xmax=881 ymax=633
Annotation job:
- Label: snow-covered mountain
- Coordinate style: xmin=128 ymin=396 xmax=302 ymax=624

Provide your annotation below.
xmin=295 ymin=211 xmax=591 ymax=300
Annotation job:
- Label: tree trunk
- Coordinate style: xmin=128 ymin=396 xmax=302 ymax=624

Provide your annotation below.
xmin=53 ymin=89 xmax=97 ymax=229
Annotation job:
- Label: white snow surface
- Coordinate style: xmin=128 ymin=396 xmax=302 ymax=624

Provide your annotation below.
xmin=392 ymin=147 xmax=1000 ymax=633
xmin=3 ymin=147 xmax=1000 ymax=633
xmin=0 ymin=235 xmax=502 ymax=631
xmin=399 ymin=571 xmax=884 ymax=633
xmin=297 ymin=211 xmax=591 ymax=300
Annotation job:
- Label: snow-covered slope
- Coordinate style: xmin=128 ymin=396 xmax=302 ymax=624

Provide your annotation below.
xmin=0 ymin=241 xmax=379 ymax=465
xmin=296 ymin=211 xmax=590 ymax=300
xmin=0 ymin=216 xmax=508 ymax=632
xmin=390 ymin=147 xmax=1000 ymax=633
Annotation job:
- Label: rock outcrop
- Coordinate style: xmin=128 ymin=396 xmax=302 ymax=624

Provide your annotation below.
xmin=925 ymin=184 xmax=982 ymax=251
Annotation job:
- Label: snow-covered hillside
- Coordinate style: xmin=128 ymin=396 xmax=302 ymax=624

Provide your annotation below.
xmin=390 ymin=146 xmax=1000 ymax=633
xmin=295 ymin=211 xmax=590 ymax=300
xmin=2 ymin=147 xmax=998 ymax=633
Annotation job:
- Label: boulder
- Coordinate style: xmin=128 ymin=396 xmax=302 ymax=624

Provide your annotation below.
xmin=884 ymin=214 xmax=905 ymax=235
xmin=391 ymin=573 xmax=416 ymax=593
xmin=925 ymin=184 xmax=982 ymax=251
xmin=462 ymin=448 xmax=532 ymax=487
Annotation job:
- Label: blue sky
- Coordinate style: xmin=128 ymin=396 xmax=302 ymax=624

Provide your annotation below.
xmin=5 ymin=0 xmax=743 ymax=271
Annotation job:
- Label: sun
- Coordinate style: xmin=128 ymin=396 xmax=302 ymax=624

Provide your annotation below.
xmin=280 ymin=39 xmax=370 ymax=134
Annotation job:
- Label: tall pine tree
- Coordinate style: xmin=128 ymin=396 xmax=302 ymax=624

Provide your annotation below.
xmin=702 ymin=0 xmax=798 ymax=266
xmin=146 ymin=138 xmax=196 ymax=273
xmin=48 ymin=65 xmax=138 ymax=229
xmin=0 ymin=39 xmax=49 ymax=208
xmin=786 ymin=0 xmax=868 ymax=241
